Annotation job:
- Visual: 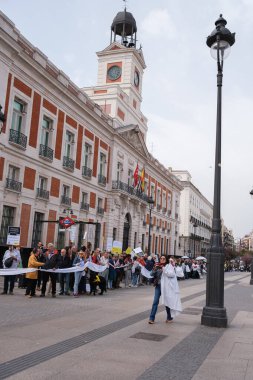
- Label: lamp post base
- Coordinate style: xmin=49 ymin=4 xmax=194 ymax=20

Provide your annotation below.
xmin=201 ymin=306 xmax=227 ymax=327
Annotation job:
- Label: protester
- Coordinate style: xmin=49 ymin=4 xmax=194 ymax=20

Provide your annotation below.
xmin=40 ymin=243 xmax=60 ymax=298
xmin=131 ymin=256 xmax=141 ymax=287
xmin=58 ymin=248 xmax=71 ymax=295
xmin=73 ymin=249 xmax=87 ymax=297
xmin=25 ymin=248 xmax=45 ymax=298
xmin=148 ymin=256 xmax=182 ymax=324
xmin=1 ymin=245 xmax=21 ymax=295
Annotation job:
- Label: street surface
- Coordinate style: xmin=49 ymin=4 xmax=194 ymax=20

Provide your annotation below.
xmin=0 ymin=272 xmax=252 ymax=380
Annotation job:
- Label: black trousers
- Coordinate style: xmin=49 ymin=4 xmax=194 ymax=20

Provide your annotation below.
xmin=41 ymin=272 xmax=57 ymax=295
xmin=4 ymin=275 xmax=15 ymax=293
xmin=25 ymin=278 xmax=37 ymax=296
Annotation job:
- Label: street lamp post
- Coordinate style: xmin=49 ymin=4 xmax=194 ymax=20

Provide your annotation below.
xmin=249 ymin=188 xmax=253 ymax=284
xmin=147 ymin=197 xmax=154 ymax=257
xmin=201 ymin=15 xmax=235 ymax=328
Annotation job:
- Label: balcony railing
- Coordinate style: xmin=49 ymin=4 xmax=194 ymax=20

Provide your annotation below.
xmin=63 ymin=156 xmax=75 ymax=171
xmin=36 ymin=187 xmax=49 ymax=200
xmin=61 ymin=195 xmax=71 ymax=206
xmin=97 ymin=207 xmax=104 ymax=215
xmin=39 ymin=144 xmax=54 ymax=161
xmin=5 ymin=178 xmax=22 ymax=192
xmin=112 ymin=180 xmax=150 ymax=203
xmin=162 ymin=207 xmax=167 ymax=214
xmin=157 ymin=204 xmax=161 ymax=211
xmin=98 ymin=174 xmax=106 ymax=186
xmin=80 ymin=202 xmax=89 ymax=211
xmin=9 ymin=129 xmax=27 ymax=149
xmin=82 ymin=166 xmax=92 ymax=179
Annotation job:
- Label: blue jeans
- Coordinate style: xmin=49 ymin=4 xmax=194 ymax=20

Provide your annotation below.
xmin=74 ymin=271 xmax=83 ymax=294
xmin=149 ymin=284 xmax=172 ymax=322
xmin=132 ymin=273 xmax=139 ymax=286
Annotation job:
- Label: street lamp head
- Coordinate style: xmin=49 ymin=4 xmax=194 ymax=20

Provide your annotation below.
xmin=250 ymin=189 xmax=253 ymax=199
xmin=207 ymin=14 xmax=235 ymax=61
xmin=147 ymin=196 xmax=154 ymax=206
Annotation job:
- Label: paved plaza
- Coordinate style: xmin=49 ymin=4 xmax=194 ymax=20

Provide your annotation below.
xmin=0 ymin=272 xmax=252 ymax=379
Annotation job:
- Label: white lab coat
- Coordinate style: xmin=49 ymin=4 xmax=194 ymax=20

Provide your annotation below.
xmin=161 ymin=263 xmax=182 ymax=318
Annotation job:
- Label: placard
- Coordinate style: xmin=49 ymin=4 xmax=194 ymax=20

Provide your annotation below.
xmin=111 ymin=240 xmax=122 ymax=254
xmin=7 ymin=226 xmax=21 ymax=245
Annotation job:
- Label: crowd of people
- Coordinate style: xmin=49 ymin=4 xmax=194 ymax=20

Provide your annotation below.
xmin=1 ymin=242 xmax=206 ymax=298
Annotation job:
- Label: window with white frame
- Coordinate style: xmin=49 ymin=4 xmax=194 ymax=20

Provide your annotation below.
xmin=151 ymin=184 xmax=155 ymax=199
xmin=83 ymin=143 xmax=92 ymax=168
xmin=41 ymin=116 xmax=53 ymax=147
xmin=8 ymin=165 xmax=20 ymax=181
xmin=63 ymin=185 xmax=70 ymax=197
xmin=157 ymin=189 xmax=161 ymax=206
xmin=128 ymin=168 xmax=133 ymax=186
xmin=117 ymin=162 xmax=123 ymax=182
xmin=11 ymin=98 xmax=26 ymax=133
xmin=38 ymin=176 xmax=47 ymax=190
xmin=81 ymin=192 xmax=88 ymax=203
xmin=99 ymin=152 xmax=106 ymax=176
xmin=65 ymin=131 xmax=74 ymax=158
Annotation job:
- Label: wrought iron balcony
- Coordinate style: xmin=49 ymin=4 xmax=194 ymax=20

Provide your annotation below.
xmin=82 ymin=166 xmax=92 ymax=179
xmin=5 ymin=178 xmax=22 ymax=192
xmin=80 ymin=202 xmax=89 ymax=211
xmin=61 ymin=195 xmax=71 ymax=206
xmin=39 ymin=144 xmax=54 ymax=161
xmin=98 ymin=174 xmax=106 ymax=186
xmin=63 ymin=156 xmax=75 ymax=171
xmin=97 ymin=207 xmax=104 ymax=215
xmin=157 ymin=204 xmax=161 ymax=211
xmin=162 ymin=207 xmax=167 ymax=214
xmin=112 ymin=180 xmax=150 ymax=203
xmin=9 ymin=129 xmax=27 ymax=149
xmin=36 ymin=187 xmax=49 ymax=200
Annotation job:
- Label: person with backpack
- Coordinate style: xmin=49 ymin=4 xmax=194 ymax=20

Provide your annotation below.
xmin=1 ymin=245 xmax=21 ymax=295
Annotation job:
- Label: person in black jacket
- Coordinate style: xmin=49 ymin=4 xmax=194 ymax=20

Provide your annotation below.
xmin=40 ymin=243 xmax=61 ymax=298
xmin=58 ymin=248 xmax=71 ymax=295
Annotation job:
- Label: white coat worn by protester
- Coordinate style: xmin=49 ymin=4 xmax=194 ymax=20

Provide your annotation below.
xmin=161 ymin=263 xmax=182 ymax=318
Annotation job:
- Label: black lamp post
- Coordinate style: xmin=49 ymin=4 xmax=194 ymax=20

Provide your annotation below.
xmin=201 ymin=15 xmax=235 ymax=328
xmin=249 ymin=188 xmax=253 ymax=285
xmin=0 ymin=105 xmax=6 ymax=134
xmin=147 ymin=196 xmax=154 ymax=256
xmin=193 ymin=223 xmax=198 ymax=258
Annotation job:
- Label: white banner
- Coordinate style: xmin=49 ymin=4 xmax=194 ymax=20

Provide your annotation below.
xmin=0 ymin=268 xmax=36 ymax=276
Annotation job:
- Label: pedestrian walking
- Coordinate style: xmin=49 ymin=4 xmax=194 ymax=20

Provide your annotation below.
xmin=148 ymin=256 xmax=182 ymax=324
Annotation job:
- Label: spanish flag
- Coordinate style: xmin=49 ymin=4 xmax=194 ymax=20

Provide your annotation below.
xmin=140 ymin=168 xmax=145 ymax=192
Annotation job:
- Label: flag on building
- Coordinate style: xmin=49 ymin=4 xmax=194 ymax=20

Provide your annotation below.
xmin=140 ymin=168 xmax=145 ymax=192
xmin=133 ymin=163 xmax=139 ymax=188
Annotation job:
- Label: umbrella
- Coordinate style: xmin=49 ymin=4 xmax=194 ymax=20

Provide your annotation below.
xmin=195 ymin=256 xmax=206 ymax=261
xmin=181 ymin=255 xmax=189 ymax=259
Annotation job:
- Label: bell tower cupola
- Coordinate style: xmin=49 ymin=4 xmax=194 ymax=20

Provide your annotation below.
xmin=110 ymin=8 xmax=137 ymax=48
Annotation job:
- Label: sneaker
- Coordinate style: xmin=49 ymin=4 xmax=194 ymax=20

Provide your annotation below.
xmin=166 ymin=319 xmax=173 ymax=323
xmin=65 ymin=292 xmax=70 ymax=296
xmin=1 ymin=291 xmax=7 ymax=295
xmin=73 ymin=293 xmax=79 ymax=298
xmin=58 ymin=292 xmax=64 ymax=295
xmin=28 ymin=295 xmax=32 ymax=299
xmin=148 ymin=320 xmax=155 ymax=324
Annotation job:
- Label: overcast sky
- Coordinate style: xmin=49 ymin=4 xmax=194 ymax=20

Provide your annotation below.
xmin=1 ymin=0 xmax=253 ymax=238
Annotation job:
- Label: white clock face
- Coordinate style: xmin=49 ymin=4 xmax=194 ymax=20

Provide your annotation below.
xmin=134 ymin=71 xmax=139 ymax=87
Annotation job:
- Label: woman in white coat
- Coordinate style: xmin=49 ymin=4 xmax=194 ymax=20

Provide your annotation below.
xmin=148 ymin=257 xmax=182 ymax=324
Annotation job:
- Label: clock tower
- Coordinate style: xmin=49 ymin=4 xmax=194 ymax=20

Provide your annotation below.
xmin=83 ymin=8 xmax=148 ymax=139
